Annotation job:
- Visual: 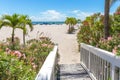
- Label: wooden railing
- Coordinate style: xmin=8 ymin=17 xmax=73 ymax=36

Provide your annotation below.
xmin=35 ymin=46 xmax=58 ymax=80
xmin=80 ymin=43 xmax=120 ymax=80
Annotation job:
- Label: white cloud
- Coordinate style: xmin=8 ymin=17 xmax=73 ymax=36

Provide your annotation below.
xmin=30 ymin=10 xmax=66 ymax=21
xmin=72 ymin=10 xmax=93 ymax=20
xmin=30 ymin=16 xmax=39 ymax=21
xmin=30 ymin=10 xmax=94 ymax=21
xmin=72 ymin=10 xmax=80 ymax=13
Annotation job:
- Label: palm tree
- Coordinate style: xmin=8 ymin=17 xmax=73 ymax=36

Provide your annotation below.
xmin=0 ymin=20 xmax=3 ymax=28
xmin=65 ymin=17 xmax=77 ymax=33
xmin=19 ymin=15 xmax=33 ymax=46
xmin=104 ymin=0 xmax=117 ymax=39
xmin=77 ymin=19 xmax=81 ymax=24
xmin=65 ymin=17 xmax=71 ymax=32
xmin=0 ymin=14 xmax=20 ymax=43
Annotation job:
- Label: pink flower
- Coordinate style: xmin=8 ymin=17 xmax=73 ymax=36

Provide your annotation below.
xmin=22 ymin=54 xmax=26 ymax=59
xmin=48 ymin=45 xmax=53 ymax=48
xmin=31 ymin=63 xmax=37 ymax=69
xmin=30 ymin=57 xmax=35 ymax=62
xmin=41 ymin=44 xmax=48 ymax=47
xmin=14 ymin=51 xmax=22 ymax=58
xmin=112 ymin=49 xmax=117 ymax=54
xmin=33 ymin=64 xmax=37 ymax=69
xmin=100 ymin=38 xmax=106 ymax=42
xmin=115 ymin=12 xmax=120 ymax=15
xmin=5 ymin=48 xmax=12 ymax=54
xmin=6 ymin=48 xmax=9 ymax=52
xmin=112 ymin=47 xmax=117 ymax=54
xmin=31 ymin=62 xmax=35 ymax=65
xmin=107 ymin=36 xmax=112 ymax=41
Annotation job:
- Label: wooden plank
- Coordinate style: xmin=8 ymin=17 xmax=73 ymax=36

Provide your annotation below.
xmin=57 ymin=64 xmax=91 ymax=80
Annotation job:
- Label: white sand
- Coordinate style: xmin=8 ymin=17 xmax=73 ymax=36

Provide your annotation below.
xmin=0 ymin=24 xmax=80 ymax=64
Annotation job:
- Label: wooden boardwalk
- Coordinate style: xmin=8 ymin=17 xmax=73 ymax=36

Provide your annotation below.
xmin=57 ymin=64 xmax=91 ymax=80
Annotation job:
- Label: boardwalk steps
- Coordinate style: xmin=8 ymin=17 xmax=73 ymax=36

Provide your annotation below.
xmin=57 ymin=64 xmax=91 ymax=80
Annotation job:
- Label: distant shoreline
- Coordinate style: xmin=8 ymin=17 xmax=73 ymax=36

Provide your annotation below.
xmin=32 ymin=21 xmax=65 ymax=25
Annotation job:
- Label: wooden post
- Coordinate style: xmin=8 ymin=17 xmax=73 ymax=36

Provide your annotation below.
xmin=80 ymin=43 xmax=120 ymax=80
xmin=88 ymin=51 xmax=91 ymax=71
xmin=119 ymin=68 xmax=120 ymax=80
xmin=111 ymin=65 xmax=115 ymax=80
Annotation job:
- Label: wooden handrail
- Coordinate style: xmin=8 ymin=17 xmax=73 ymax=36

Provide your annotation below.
xmin=35 ymin=46 xmax=58 ymax=80
xmin=80 ymin=43 xmax=120 ymax=80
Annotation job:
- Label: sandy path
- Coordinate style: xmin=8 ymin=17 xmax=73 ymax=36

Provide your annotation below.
xmin=56 ymin=29 xmax=80 ymax=64
xmin=0 ymin=24 xmax=80 ymax=64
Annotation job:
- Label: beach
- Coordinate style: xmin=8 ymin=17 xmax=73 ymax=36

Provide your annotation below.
xmin=0 ymin=24 xmax=80 ymax=64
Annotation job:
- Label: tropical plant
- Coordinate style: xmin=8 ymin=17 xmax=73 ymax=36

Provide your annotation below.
xmin=77 ymin=7 xmax=120 ymax=56
xmin=19 ymin=15 xmax=33 ymax=46
xmin=0 ymin=50 xmax=36 ymax=80
xmin=77 ymin=13 xmax=104 ymax=46
xmin=98 ymin=35 xmax=120 ymax=52
xmin=0 ymin=13 xmax=54 ymax=79
xmin=0 ymin=20 xmax=3 ymax=28
xmin=104 ymin=0 xmax=117 ymax=39
xmin=77 ymin=19 xmax=81 ymax=24
xmin=104 ymin=0 xmax=110 ymax=39
xmin=110 ymin=6 xmax=120 ymax=34
xmin=116 ymin=49 xmax=120 ymax=56
xmin=0 ymin=14 xmax=20 ymax=49
xmin=0 ymin=35 xmax=54 ymax=79
xmin=65 ymin=17 xmax=77 ymax=33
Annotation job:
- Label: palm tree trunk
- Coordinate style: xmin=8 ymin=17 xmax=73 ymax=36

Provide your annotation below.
xmin=11 ymin=28 xmax=15 ymax=49
xmin=68 ymin=24 xmax=71 ymax=33
xmin=104 ymin=0 xmax=110 ymax=39
xmin=12 ymin=28 xmax=15 ymax=43
xmin=23 ymin=32 xmax=26 ymax=46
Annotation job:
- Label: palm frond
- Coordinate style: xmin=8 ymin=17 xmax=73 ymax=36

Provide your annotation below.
xmin=2 ymin=15 xmax=12 ymax=23
xmin=19 ymin=15 xmax=33 ymax=33
xmin=27 ymin=19 xmax=33 ymax=31
xmin=2 ymin=21 xmax=12 ymax=27
xmin=110 ymin=0 xmax=117 ymax=7
xmin=1 ymin=14 xmax=20 ymax=27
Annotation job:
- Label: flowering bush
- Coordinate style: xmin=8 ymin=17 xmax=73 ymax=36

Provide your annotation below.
xmin=116 ymin=50 xmax=120 ymax=56
xmin=98 ymin=34 xmax=120 ymax=53
xmin=77 ymin=13 xmax=104 ymax=46
xmin=77 ymin=12 xmax=120 ymax=56
xmin=0 ymin=37 xmax=21 ymax=51
xmin=0 ymin=36 xmax=54 ymax=79
xmin=0 ymin=51 xmax=36 ymax=80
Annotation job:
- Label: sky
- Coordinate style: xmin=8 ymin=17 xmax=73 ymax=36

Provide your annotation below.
xmin=0 ymin=0 xmax=120 ymax=21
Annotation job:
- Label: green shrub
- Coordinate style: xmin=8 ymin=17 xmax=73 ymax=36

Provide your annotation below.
xmin=0 ymin=51 xmax=36 ymax=80
xmin=77 ymin=12 xmax=120 ymax=56
xmin=77 ymin=13 xmax=104 ymax=46
xmin=65 ymin=17 xmax=78 ymax=34
xmin=0 ymin=37 xmax=21 ymax=50
xmin=0 ymin=36 xmax=54 ymax=79
xmin=98 ymin=34 xmax=120 ymax=52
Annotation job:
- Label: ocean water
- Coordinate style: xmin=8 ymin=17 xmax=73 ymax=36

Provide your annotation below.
xmin=32 ymin=21 xmax=64 ymax=25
